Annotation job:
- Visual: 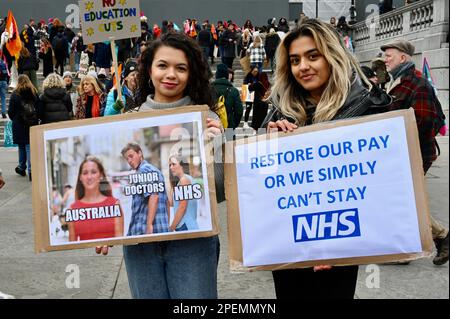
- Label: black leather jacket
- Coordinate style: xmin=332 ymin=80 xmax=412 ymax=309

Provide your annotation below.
xmin=262 ymin=78 xmax=392 ymax=128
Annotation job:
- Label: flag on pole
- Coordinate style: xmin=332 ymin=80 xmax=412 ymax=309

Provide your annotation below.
xmin=190 ymin=21 xmax=197 ymax=38
xmin=211 ymin=24 xmax=218 ymax=41
xmin=5 ymin=10 xmax=22 ymax=60
xmin=422 ymin=57 xmax=438 ymax=95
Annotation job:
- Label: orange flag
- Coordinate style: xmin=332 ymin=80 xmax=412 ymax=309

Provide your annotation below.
xmin=190 ymin=21 xmax=197 ymax=38
xmin=211 ymin=24 xmax=217 ymax=41
xmin=5 ymin=10 xmax=22 ymax=59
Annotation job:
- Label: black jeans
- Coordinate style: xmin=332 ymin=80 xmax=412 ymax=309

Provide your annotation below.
xmin=272 ymin=265 xmax=359 ymax=299
xmin=244 ymin=102 xmax=253 ymax=122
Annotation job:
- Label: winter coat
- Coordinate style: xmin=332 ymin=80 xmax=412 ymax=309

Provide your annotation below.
xmin=386 ymin=64 xmax=443 ymax=170
xmin=75 ymin=92 xmax=106 ymax=119
xmin=264 ymin=33 xmax=281 ymax=59
xmin=238 ymin=36 xmax=252 ymax=58
xmin=104 ymin=86 xmax=141 ymax=116
xmin=198 ymin=29 xmax=212 ymax=48
xmin=220 ymin=30 xmax=237 ymax=58
xmin=212 ymin=78 xmax=243 ymax=129
xmin=7 ymin=89 xmax=40 ymax=145
xmin=39 ymin=47 xmax=54 ymax=77
xmin=93 ymin=42 xmax=112 ymax=69
xmin=18 ymin=55 xmax=39 ymax=74
xmin=52 ymin=32 xmax=69 ymax=60
xmin=38 ymin=87 xmax=72 ymax=124
xmin=247 ymin=73 xmax=270 ymax=129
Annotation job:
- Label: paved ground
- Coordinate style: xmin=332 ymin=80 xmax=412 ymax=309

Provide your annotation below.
xmin=0 ymin=137 xmax=448 ymax=299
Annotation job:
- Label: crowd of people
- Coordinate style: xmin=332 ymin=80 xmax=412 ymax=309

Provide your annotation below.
xmin=0 ymin=9 xmax=448 ymax=300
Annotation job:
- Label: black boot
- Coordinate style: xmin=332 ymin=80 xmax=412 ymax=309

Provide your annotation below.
xmin=433 ymin=233 xmax=449 ymax=265
xmin=15 ymin=166 xmax=26 ymax=177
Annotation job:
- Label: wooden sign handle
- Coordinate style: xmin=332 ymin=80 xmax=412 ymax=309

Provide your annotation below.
xmin=110 ymin=38 xmax=122 ymax=103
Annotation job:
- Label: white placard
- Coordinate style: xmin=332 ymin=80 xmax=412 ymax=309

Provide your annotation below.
xmin=235 ymin=116 xmax=422 ymax=267
xmin=79 ymin=0 xmax=141 ymax=44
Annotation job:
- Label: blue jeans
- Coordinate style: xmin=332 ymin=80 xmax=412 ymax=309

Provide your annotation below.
xmin=123 ymin=235 xmax=219 ymax=299
xmin=74 ymin=52 xmax=80 ymax=71
xmin=0 ymin=80 xmax=7 ymax=114
xmin=18 ymin=144 xmax=31 ymax=174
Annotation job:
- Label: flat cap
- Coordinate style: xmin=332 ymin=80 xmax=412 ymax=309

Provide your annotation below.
xmin=381 ymin=39 xmax=415 ymax=56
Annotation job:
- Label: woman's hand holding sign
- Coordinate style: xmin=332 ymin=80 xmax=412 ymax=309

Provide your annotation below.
xmin=95 ymin=245 xmax=112 ymax=255
xmin=313 ymin=265 xmax=333 ymax=272
xmin=206 ymin=118 xmax=223 ymax=138
xmin=267 ymin=120 xmax=298 ymax=133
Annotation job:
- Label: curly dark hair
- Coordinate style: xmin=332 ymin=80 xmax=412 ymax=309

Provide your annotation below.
xmin=138 ymin=31 xmax=214 ymax=107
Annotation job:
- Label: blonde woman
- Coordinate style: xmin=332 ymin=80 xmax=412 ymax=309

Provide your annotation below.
xmin=75 ymin=74 xmax=106 ymax=119
xmin=39 ymin=73 xmax=72 ymax=123
xmin=247 ymin=35 xmax=266 ymax=72
xmin=264 ymin=19 xmax=392 ymax=299
xmin=238 ymin=28 xmax=252 ymax=58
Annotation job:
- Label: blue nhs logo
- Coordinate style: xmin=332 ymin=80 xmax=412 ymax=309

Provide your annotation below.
xmin=292 ymin=209 xmax=361 ymax=242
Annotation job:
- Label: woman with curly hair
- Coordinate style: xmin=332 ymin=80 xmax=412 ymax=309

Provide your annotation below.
xmin=38 ymin=73 xmax=72 ymax=123
xmin=97 ymin=32 xmax=222 ymax=299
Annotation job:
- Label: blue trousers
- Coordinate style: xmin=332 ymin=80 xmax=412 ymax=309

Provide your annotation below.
xmin=123 ymin=235 xmax=219 ymax=299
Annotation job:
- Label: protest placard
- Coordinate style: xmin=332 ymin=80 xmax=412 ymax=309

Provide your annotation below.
xmin=225 ymin=109 xmax=433 ymax=270
xmin=79 ymin=0 xmax=141 ymax=45
xmin=31 ymin=106 xmax=219 ymax=253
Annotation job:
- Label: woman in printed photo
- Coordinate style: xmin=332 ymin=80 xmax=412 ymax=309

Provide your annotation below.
xmin=168 ymin=154 xmax=199 ymax=232
xmin=68 ymin=156 xmax=124 ymax=241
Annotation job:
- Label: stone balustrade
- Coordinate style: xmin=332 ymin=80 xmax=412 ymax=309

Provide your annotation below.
xmin=351 ymin=0 xmax=449 ymax=111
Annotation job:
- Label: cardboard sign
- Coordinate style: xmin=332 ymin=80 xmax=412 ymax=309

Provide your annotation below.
xmin=31 ymin=106 xmax=219 ymax=253
xmin=225 ymin=109 xmax=433 ymax=270
xmin=79 ymin=0 xmax=141 ymax=44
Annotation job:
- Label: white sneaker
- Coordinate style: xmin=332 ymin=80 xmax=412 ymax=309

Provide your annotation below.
xmin=243 ymin=122 xmax=249 ymax=129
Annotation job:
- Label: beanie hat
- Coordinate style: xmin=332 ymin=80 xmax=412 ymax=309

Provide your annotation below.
xmin=215 ymin=63 xmax=229 ymax=79
xmin=122 ymin=60 xmax=138 ymax=79
xmin=63 ymin=71 xmax=73 ymax=79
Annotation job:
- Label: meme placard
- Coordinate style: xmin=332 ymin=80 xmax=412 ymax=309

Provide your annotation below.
xmin=226 ymin=109 xmax=433 ymax=270
xmin=31 ymin=106 xmax=219 ymax=252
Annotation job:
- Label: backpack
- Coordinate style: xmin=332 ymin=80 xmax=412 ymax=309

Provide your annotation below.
xmin=215 ymin=87 xmax=231 ymax=129
xmin=433 ymin=97 xmax=446 ymax=136
xmin=53 ymin=36 xmax=66 ymax=54
xmin=21 ymin=100 xmax=39 ymax=126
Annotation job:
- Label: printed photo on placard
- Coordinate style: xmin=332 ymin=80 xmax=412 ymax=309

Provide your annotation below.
xmin=43 ymin=112 xmax=212 ymax=246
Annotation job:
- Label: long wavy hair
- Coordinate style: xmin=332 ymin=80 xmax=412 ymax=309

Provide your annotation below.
xmin=14 ymin=74 xmax=37 ymax=97
xmin=269 ymin=19 xmax=370 ymax=125
xmin=75 ymin=156 xmax=112 ymax=200
xmin=77 ymin=75 xmax=104 ymax=96
xmin=138 ymin=32 xmax=214 ymax=108
xmin=168 ymin=154 xmax=189 ymax=188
